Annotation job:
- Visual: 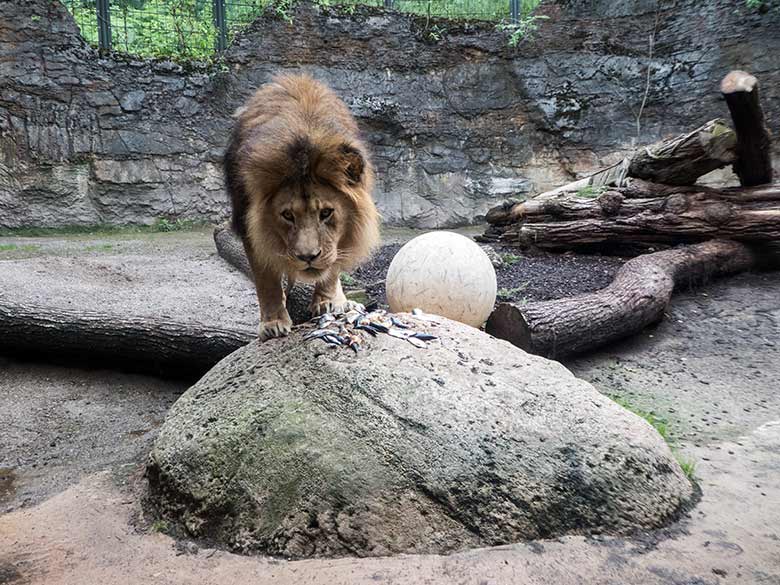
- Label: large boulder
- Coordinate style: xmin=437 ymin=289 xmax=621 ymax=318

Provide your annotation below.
xmin=147 ymin=316 xmax=693 ymax=558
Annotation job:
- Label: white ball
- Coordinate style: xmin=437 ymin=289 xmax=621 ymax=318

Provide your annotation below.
xmin=386 ymin=231 xmax=497 ymax=328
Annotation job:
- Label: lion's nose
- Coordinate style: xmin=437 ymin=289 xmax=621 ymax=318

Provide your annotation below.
xmin=296 ymin=250 xmax=321 ymax=264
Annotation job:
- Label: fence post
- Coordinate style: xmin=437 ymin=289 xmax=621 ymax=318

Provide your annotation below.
xmin=509 ymin=0 xmax=519 ymax=23
xmin=96 ymin=0 xmax=112 ymax=51
xmin=384 ymin=0 xmax=394 ymax=8
xmin=213 ymin=0 xmax=228 ymax=52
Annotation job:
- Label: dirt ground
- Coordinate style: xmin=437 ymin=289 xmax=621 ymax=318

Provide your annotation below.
xmin=1 ymin=229 xmax=779 ymax=584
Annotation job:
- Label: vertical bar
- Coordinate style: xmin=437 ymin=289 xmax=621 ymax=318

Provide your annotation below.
xmin=96 ymin=0 xmax=112 ymax=51
xmin=213 ymin=0 xmax=227 ymax=52
xmin=384 ymin=0 xmax=393 ymax=8
xmin=510 ymin=0 xmax=519 ymax=23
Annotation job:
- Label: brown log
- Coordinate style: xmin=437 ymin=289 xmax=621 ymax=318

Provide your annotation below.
xmin=627 ymin=119 xmax=736 ymax=185
xmin=481 ymin=119 xmax=737 ymax=230
xmin=486 ymin=181 xmax=780 ymax=249
xmin=0 ymin=296 xmax=254 ymax=379
xmin=485 ymin=240 xmax=756 ymax=358
xmin=213 ymin=223 xmax=313 ymax=325
xmin=721 ymin=70 xmax=773 ymax=187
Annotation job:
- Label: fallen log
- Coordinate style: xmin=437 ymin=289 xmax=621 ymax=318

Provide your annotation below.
xmin=627 ymin=118 xmax=736 ymax=185
xmin=485 ymin=239 xmax=756 ymax=358
xmin=721 ymin=70 xmax=773 ymax=187
xmin=480 ymin=119 xmax=736 ymax=230
xmin=487 ymin=181 xmax=780 ymax=249
xmin=213 ymin=223 xmax=312 ymax=325
xmin=0 ymin=298 xmax=254 ymax=378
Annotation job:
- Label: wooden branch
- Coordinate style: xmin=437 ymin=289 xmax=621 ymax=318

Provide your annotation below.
xmin=0 ymin=297 xmax=253 ymax=379
xmin=480 ymin=119 xmax=738 ymax=232
xmin=483 ymin=181 xmax=780 ymax=249
xmin=213 ymin=223 xmax=313 ymax=325
xmin=627 ymin=118 xmax=736 ymax=185
xmin=721 ymin=70 xmax=773 ymax=187
xmin=485 ymin=240 xmax=756 ymax=358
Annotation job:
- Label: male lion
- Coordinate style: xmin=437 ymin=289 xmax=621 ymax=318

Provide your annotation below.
xmin=224 ymin=74 xmax=380 ymax=340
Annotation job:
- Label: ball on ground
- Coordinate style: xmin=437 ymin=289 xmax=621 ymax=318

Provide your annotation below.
xmin=385 ymin=231 xmax=497 ymax=328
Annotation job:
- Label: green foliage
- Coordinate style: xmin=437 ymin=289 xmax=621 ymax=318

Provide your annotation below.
xmin=610 ymin=396 xmax=669 ymax=441
xmin=576 ymin=185 xmax=609 ymax=199
xmin=496 ymin=0 xmax=545 ymax=46
xmin=340 ymin=273 xmax=357 ymax=287
xmin=0 ymin=243 xmax=40 ymax=252
xmin=500 ymin=252 xmax=521 ymax=265
xmin=745 ymin=0 xmax=780 ymax=12
xmin=0 ymin=218 xmax=208 ymax=237
xmin=150 ymin=519 xmax=169 ymax=533
xmin=153 ymin=217 xmax=202 ymax=232
xmin=676 ymin=456 xmax=696 ymax=481
xmin=608 ymin=395 xmax=697 ymax=481
xmin=64 ymin=0 xmax=270 ymax=60
xmin=496 ymin=287 xmax=525 ymax=301
xmin=64 ymin=0 xmax=534 ymax=61
xmin=85 ymin=243 xmax=114 ymax=251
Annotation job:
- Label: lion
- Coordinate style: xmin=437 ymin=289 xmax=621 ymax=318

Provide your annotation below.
xmin=223 ymin=74 xmax=380 ymax=340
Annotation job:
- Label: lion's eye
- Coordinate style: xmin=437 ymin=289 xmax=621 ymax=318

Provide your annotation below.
xmin=320 ymin=208 xmax=334 ymax=222
xmin=281 ymin=210 xmax=295 ymax=223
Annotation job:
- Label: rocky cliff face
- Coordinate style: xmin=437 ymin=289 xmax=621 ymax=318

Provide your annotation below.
xmin=1 ymin=0 xmax=777 ymax=229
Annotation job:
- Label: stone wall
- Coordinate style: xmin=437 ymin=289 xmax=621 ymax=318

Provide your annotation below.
xmin=1 ymin=0 xmax=778 ymax=229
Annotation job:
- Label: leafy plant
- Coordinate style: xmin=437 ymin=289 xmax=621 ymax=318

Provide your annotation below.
xmin=498 ymin=14 xmax=548 ymax=46
xmin=500 ymin=252 xmax=521 ymax=265
xmin=64 ymin=0 xmax=539 ymax=61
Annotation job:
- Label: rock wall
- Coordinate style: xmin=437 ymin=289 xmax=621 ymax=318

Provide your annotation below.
xmin=1 ymin=0 xmax=778 ymax=229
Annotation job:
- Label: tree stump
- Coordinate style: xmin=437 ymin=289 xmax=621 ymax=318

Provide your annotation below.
xmin=720 ymin=70 xmax=773 ymax=187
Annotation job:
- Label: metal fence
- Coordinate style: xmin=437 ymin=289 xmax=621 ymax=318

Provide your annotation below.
xmin=64 ymin=0 xmax=533 ymax=60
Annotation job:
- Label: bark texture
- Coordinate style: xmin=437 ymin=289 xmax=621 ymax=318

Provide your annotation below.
xmin=485 ymin=240 xmax=756 ymax=358
xmin=627 ymin=119 xmax=736 ymax=185
xmin=0 ymin=297 xmax=253 ymax=378
xmin=481 ymin=181 xmax=780 ymax=249
xmin=721 ymin=70 xmax=774 ymax=187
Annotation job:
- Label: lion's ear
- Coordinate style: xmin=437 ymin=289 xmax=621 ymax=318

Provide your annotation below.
xmin=339 ymin=144 xmax=365 ymax=185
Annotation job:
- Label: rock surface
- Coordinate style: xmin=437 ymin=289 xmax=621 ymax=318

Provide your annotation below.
xmin=147 ymin=316 xmax=693 ymax=558
xmin=1 ymin=0 xmax=778 ymax=229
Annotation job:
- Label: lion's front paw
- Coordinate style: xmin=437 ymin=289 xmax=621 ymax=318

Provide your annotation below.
xmin=309 ymin=297 xmax=364 ymax=316
xmin=258 ymin=313 xmax=293 ymax=341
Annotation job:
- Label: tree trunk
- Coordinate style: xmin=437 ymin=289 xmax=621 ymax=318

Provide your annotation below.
xmin=721 ymin=70 xmax=774 ymax=187
xmin=485 ymin=239 xmax=755 ymax=359
xmin=483 ymin=181 xmax=780 ymax=249
xmin=0 ymin=297 xmax=254 ymax=379
xmin=213 ymin=223 xmax=313 ymax=325
xmin=628 ymin=118 xmax=736 ymax=185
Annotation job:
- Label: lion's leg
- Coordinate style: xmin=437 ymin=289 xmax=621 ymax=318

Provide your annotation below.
xmin=310 ymin=270 xmax=363 ymax=315
xmin=243 ymin=240 xmax=292 ymax=340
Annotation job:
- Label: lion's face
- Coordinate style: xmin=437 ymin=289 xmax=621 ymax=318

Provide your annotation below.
xmin=267 ymin=183 xmax=352 ymax=282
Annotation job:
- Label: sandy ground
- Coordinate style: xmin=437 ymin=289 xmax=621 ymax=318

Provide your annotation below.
xmin=1 ymin=230 xmax=779 ymax=584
